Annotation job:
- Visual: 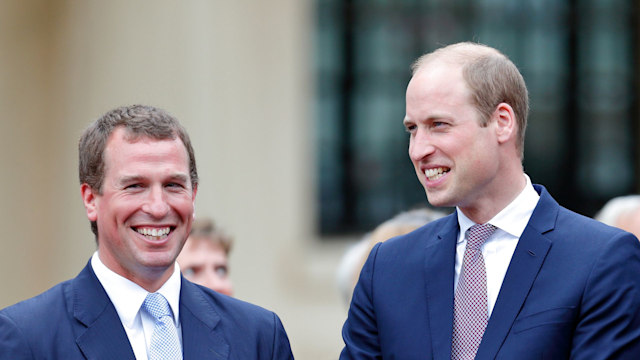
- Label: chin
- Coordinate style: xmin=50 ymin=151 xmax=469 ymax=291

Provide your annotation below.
xmin=143 ymin=252 xmax=178 ymax=267
xmin=425 ymin=192 xmax=453 ymax=208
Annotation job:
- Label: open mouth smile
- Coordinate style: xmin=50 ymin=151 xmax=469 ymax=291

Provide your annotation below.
xmin=424 ymin=167 xmax=450 ymax=181
xmin=133 ymin=226 xmax=172 ymax=240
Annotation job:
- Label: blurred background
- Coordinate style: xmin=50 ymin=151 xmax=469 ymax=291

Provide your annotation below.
xmin=1 ymin=0 xmax=638 ymax=358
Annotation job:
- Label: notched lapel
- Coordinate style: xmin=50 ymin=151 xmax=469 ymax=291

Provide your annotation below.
xmin=477 ymin=187 xmax=557 ymax=358
xmin=180 ymin=280 xmax=229 ymax=360
xmin=423 ymin=215 xmax=458 ymax=360
xmin=72 ymin=264 xmax=136 ymax=360
xmin=75 ymin=309 xmax=137 ymax=360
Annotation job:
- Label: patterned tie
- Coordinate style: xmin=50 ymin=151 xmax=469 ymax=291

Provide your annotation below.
xmin=451 ymin=223 xmax=497 ymax=360
xmin=142 ymin=293 xmax=183 ymax=360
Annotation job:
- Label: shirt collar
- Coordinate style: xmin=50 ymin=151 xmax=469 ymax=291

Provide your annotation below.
xmin=456 ymin=174 xmax=540 ymax=243
xmin=91 ymin=251 xmax=182 ymax=327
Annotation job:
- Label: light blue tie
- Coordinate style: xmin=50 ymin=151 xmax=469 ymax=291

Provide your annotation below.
xmin=142 ymin=293 xmax=183 ymax=360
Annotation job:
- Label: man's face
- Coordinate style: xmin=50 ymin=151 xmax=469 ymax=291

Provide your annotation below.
xmin=404 ymin=61 xmax=502 ymax=212
xmin=82 ymin=127 xmax=196 ymax=288
xmin=177 ymin=238 xmax=234 ymax=296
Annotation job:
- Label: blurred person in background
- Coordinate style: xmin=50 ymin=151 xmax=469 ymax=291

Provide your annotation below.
xmin=336 ymin=207 xmax=448 ymax=305
xmin=595 ymin=195 xmax=640 ymax=239
xmin=0 ymin=104 xmax=293 ymax=359
xmin=178 ymin=218 xmax=234 ymax=296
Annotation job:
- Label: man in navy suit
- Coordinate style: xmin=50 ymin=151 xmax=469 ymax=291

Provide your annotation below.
xmin=340 ymin=42 xmax=640 ymax=359
xmin=0 ymin=104 xmax=294 ymax=359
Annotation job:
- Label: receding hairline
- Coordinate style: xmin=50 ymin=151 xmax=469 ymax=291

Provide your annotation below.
xmin=411 ymin=42 xmax=507 ymax=75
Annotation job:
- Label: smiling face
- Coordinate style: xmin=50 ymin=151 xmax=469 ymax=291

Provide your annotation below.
xmin=81 ymin=127 xmax=196 ymax=291
xmin=404 ymin=61 xmax=504 ymax=215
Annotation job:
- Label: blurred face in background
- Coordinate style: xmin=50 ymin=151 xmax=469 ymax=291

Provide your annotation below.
xmin=178 ymin=236 xmax=234 ymax=296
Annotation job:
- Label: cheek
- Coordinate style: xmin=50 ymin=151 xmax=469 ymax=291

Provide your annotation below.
xmin=169 ymin=194 xmax=195 ymax=217
xmin=106 ymin=199 xmax=139 ymax=224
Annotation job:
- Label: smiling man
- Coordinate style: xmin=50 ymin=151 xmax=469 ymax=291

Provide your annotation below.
xmin=0 ymin=105 xmax=294 ymax=359
xmin=340 ymin=43 xmax=640 ymax=359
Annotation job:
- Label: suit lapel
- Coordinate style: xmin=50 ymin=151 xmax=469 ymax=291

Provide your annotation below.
xmin=423 ymin=214 xmax=459 ymax=360
xmin=180 ymin=278 xmax=229 ymax=360
xmin=71 ymin=263 xmax=230 ymax=359
xmin=72 ymin=263 xmax=136 ymax=360
xmin=476 ymin=185 xmax=557 ymax=358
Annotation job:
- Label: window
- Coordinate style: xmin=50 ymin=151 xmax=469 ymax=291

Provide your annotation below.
xmin=315 ymin=0 xmax=638 ymax=235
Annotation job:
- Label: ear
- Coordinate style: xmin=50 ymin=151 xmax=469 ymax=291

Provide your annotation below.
xmin=493 ymin=102 xmax=517 ymax=145
xmin=81 ymin=183 xmax=99 ymax=222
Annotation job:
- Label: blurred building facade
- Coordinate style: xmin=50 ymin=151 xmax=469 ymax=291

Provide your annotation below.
xmin=315 ymin=0 xmax=640 ymax=235
xmin=1 ymin=1 xmax=638 ymax=359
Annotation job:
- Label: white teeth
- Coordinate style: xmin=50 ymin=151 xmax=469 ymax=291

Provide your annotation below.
xmin=136 ymin=227 xmax=170 ymax=237
xmin=424 ymin=167 xmax=448 ymax=181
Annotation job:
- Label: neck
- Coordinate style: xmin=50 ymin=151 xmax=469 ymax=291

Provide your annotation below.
xmin=131 ymin=266 xmax=175 ymax=293
xmin=459 ymin=170 xmax=527 ymax=224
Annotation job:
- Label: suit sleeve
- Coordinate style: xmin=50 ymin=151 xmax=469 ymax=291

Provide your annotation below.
xmin=0 ymin=312 xmax=34 ymax=360
xmin=340 ymin=243 xmax=382 ymax=360
xmin=571 ymin=232 xmax=640 ymax=359
xmin=271 ymin=312 xmax=294 ymax=360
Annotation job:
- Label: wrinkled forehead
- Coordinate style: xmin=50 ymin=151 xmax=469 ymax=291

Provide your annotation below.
xmin=102 ymin=127 xmax=190 ymax=168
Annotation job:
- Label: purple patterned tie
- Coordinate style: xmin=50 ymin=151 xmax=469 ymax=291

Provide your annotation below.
xmin=451 ymin=223 xmax=497 ymax=360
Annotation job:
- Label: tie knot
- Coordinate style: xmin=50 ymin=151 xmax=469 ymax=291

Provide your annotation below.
xmin=465 ymin=223 xmax=496 ymax=250
xmin=143 ymin=293 xmax=172 ymax=320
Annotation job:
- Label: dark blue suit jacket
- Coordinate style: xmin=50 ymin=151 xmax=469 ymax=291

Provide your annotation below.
xmin=341 ymin=185 xmax=640 ymax=359
xmin=0 ymin=262 xmax=294 ymax=359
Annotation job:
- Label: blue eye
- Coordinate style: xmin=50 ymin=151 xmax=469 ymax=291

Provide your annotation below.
xmin=431 ymin=121 xmax=451 ymax=129
xmin=166 ymin=183 xmax=185 ymax=190
xmin=215 ymin=265 xmax=229 ymax=278
xmin=183 ymin=267 xmax=195 ymax=277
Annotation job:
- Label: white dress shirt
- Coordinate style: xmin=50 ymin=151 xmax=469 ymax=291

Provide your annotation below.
xmin=91 ymin=252 xmax=182 ymax=359
xmin=454 ymin=174 xmax=540 ymax=316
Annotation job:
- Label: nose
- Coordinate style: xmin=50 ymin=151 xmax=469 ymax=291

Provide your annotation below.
xmin=141 ymin=185 xmax=170 ymax=218
xmin=409 ymin=129 xmax=436 ymax=161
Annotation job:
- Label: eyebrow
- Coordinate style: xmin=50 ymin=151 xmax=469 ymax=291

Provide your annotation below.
xmin=404 ymin=113 xmax=451 ymax=125
xmin=118 ymin=173 xmax=190 ymax=185
xmin=166 ymin=174 xmax=190 ymax=183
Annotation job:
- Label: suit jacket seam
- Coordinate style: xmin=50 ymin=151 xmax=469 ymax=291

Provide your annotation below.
xmin=369 ymin=242 xmax=382 ymax=317
xmin=270 ymin=311 xmax=277 ymax=359
xmin=0 ymin=311 xmax=36 ymax=359
xmin=581 ymin=231 xmax=624 ymax=301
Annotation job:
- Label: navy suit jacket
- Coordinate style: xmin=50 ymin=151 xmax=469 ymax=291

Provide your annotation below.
xmin=0 ymin=262 xmax=294 ymax=359
xmin=341 ymin=185 xmax=640 ymax=359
